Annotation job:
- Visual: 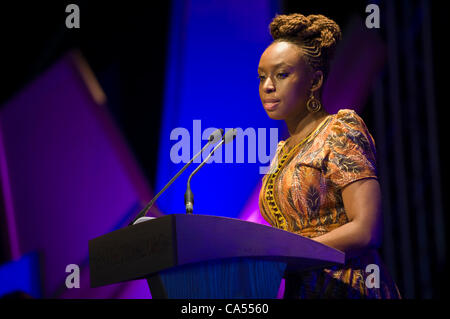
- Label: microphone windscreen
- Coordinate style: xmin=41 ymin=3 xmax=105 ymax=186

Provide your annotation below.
xmin=209 ymin=128 xmax=224 ymax=144
xmin=223 ymin=128 xmax=237 ymax=144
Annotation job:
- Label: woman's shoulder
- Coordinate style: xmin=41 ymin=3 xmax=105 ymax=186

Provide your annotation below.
xmin=330 ymin=108 xmax=368 ymax=130
xmin=325 ymin=108 xmax=373 ymax=141
xmin=325 ymin=108 xmax=377 ymax=157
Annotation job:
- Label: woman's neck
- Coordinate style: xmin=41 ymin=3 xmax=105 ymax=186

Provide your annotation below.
xmin=285 ymin=108 xmax=329 ymax=143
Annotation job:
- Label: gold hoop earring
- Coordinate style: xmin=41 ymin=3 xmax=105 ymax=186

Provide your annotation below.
xmin=306 ymin=92 xmax=322 ymax=113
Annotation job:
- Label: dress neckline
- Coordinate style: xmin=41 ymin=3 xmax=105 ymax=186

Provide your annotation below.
xmin=280 ymin=114 xmax=332 ymax=156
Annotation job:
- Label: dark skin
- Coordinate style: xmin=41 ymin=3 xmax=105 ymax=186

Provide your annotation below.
xmin=258 ymin=41 xmax=382 ymax=259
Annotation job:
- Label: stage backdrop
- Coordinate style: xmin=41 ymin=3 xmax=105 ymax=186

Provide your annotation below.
xmin=155 ymin=0 xmax=283 ymax=219
xmin=0 ymin=52 xmax=155 ymax=298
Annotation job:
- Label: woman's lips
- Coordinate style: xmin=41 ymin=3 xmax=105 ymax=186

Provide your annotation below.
xmin=263 ymin=101 xmax=280 ymax=111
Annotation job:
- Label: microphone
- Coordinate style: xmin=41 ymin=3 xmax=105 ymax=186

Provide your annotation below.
xmin=185 ymin=128 xmax=237 ymax=214
xmin=129 ymin=128 xmax=224 ymax=225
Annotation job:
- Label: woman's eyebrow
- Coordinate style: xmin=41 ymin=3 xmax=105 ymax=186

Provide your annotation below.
xmin=273 ymin=62 xmax=293 ymax=68
xmin=258 ymin=62 xmax=294 ymax=71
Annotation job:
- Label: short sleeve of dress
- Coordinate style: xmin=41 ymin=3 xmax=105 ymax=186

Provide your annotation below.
xmin=324 ymin=109 xmax=378 ymax=189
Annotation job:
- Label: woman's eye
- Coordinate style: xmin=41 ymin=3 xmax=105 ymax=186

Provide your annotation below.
xmin=258 ymin=75 xmax=266 ymax=81
xmin=277 ymin=72 xmax=289 ymax=79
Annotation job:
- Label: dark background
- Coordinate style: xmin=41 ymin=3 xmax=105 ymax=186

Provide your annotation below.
xmin=1 ymin=1 xmax=170 ymax=190
xmin=0 ymin=0 xmax=447 ymax=298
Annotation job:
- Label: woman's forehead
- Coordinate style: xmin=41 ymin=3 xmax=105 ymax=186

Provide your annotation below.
xmin=258 ymin=42 xmax=303 ymax=70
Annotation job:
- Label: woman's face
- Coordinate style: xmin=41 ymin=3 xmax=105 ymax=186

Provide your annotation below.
xmin=258 ymin=41 xmax=314 ymax=120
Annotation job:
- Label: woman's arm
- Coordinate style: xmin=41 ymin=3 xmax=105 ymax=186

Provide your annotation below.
xmin=311 ymin=178 xmax=383 ymax=260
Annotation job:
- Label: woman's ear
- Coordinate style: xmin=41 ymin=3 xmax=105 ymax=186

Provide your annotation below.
xmin=310 ymin=70 xmax=324 ymax=92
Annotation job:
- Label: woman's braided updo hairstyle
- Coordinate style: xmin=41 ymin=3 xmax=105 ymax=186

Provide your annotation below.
xmin=269 ymin=13 xmax=342 ymax=79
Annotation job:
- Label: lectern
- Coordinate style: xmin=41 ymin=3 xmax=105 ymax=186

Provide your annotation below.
xmin=89 ymin=214 xmax=344 ymax=298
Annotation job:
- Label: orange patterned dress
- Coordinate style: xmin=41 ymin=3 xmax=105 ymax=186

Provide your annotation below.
xmin=259 ymin=109 xmax=401 ymax=299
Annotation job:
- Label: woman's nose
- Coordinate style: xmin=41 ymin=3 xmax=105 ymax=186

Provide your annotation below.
xmin=262 ymin=77 xmax=275 ymax=93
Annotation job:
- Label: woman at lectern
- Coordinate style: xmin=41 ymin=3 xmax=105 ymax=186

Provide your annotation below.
xmin=258 ymin=13 xmax=401 ymax=299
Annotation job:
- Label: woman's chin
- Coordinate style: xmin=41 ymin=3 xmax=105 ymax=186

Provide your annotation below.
xmin=265 ymin=110 xmax=285 ymax=120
